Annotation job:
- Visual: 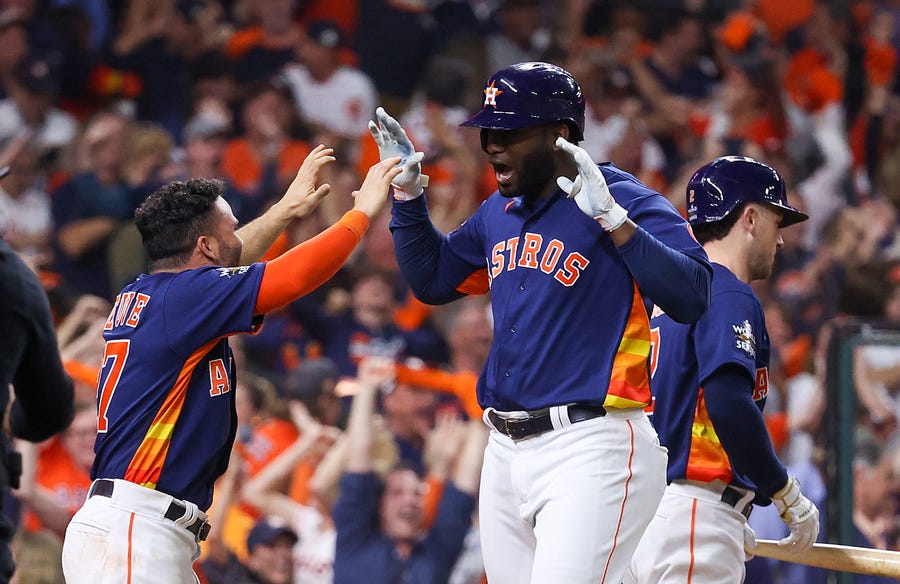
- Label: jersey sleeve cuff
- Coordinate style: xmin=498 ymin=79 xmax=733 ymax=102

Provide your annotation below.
xmin=339 ymin=210 xmax=370 ymax=240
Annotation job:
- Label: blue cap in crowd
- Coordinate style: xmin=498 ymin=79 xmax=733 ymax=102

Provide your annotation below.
xmin=246 ymin=517 xmax=298 ymax=553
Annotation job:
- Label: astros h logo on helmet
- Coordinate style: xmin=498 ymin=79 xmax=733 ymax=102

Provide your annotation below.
xmin=483 ymin=81 xmax=503 ymax=107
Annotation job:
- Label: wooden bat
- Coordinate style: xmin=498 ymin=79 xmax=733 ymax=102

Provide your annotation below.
xmin=752 ymin=539 xmax=900 ymax=578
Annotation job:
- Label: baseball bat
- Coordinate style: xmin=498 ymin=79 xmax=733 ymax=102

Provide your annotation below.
xmin=752 ymin=539 xmax=900 ymax=578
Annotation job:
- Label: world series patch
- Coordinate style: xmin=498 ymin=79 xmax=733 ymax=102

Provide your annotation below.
xmin=732 ymin=319 xmax=756 ymax=358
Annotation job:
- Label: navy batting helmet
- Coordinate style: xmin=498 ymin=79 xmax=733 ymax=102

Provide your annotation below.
xmin=460 ymin=62 xmax=585 ymax=141
xmin=686 ymin=156 xmax=808 ymax=227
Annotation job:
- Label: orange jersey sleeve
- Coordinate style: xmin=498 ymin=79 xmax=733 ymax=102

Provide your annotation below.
xmin=255 ymin=211 xmax=370 ymax=315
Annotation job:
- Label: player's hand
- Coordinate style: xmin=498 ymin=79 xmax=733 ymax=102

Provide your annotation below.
xmin=772 ymin=476 xmax=820 ymax=554
xmin=554 ymin=137 xmax=628 ymax=231
xmin=743 ymin=522 xmax=757 ymax=562
xmin=276 ymin=144 xmax=335 ymax=220
xmin=368 ymin=107 xmax=429 ymax=200
xmin=351 ymin=157 xmax=403 ymax=219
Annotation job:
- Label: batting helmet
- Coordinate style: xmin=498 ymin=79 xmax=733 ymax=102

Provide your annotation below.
xmin=460 ymin=62 xmax=585 ymax=141
xmin=686 ymin=156 xmax=808 ymax=227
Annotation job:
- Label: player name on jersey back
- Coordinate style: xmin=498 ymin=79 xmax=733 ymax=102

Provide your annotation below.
xmin=103 ymin=291 xmax=151 ymax=330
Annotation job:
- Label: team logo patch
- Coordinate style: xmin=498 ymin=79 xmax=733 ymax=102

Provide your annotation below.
xmin=732 ymin=319 xmax=756 ymax=357
xmin=217 ymin=266 xmax=250 ymax=278
xmin=483 ymin=81 xmax=503 ymax=107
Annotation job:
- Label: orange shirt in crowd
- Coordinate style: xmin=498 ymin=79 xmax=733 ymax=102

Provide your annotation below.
xmin=23 ymin=438 xmax=92 ymax=533
xmin=783 ymin=48 xmax=843 ymax=112
xmin=754 ymin=0 xmax=814 ymax=43
xmin=238 ymin=418 xmax=299 ymax=480
xmin=221 ymin=139 xmax=313 ymax=194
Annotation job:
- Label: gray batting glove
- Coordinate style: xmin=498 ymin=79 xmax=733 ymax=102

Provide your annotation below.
xmin=555 ymin=137 xmax=628 ymax=232
xmin=368 ymin=107 xmax=429 ymax=200
xmin=772 ymin=476 xmax=820 ymax=554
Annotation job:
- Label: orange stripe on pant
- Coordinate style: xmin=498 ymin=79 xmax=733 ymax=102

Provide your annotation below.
xmin=688 ymin=498 xmax=698 ymax=583
xmin=600 ymin=419 xmax=636 ymax=584
xmin=127 ymin=512 xmax=135 ymax=584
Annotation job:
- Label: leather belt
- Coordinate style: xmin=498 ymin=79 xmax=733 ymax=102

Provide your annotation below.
xmin=721 ymin=485 xmax=753 ymax=519
xmin=488 ymin=404 xmax=607 ymax=441
xmin=89 ymin=479 xmax=211 ymax=541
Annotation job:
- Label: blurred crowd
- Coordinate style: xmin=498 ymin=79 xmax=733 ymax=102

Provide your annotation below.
xmin=2 ymin=0 xmax=900 ymax=582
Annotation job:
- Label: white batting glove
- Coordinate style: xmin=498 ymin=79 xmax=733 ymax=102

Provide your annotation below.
xmin=555 ymin=137 xmax=628 ymax=231
xmin=743 ymin=522 xmax=757 ymax=562
xmin=771 ymin=476 xmax=820 ymax=554
xmin=367 ymin=107 xmax=429 ymax=200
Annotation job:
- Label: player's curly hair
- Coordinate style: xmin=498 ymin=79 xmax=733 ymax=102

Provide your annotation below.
xmin=134 ymin=178 xmax=224 ymax=270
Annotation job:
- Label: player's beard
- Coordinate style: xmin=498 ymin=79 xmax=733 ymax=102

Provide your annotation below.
xmin=748 ymin=243 xmax=775 ymax=281
xmin=501 ymin=143 xmax=557 ymax=203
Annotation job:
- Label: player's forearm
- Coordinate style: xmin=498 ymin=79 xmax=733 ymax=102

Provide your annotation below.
xmin=236 ymin=201 xmax=293 ymax=264
xmin=703 ymin=365 xmax=789 ymax=497
xmin=254 ymin=211 xmax=369 ymax=315
xmin=390 ymin=197 xmax=470 ymax=304
xmin=617 ymin=226 xmax=711 ymax=323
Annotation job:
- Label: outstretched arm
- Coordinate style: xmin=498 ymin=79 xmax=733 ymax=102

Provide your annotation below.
xmin=253 ymin=157 xmax=401 ymax=315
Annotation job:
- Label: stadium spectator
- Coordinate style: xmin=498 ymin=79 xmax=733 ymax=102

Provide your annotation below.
xmin=203 ymin=515 xmax=299 ymax=584
xmin=13 ymin=402 xmax=96 ymax=538
xmin=332 ymin=356 xmax=485 ymax=584
xmin=225 ymin=0 xmax=299 ymax=85
xmin=221 ymin=78 xmax=312 ymax=218
xmin=0 ymin=53 xmax=76 ymax=156
xmin=51 ymin=111 xmax=131 ymax=299
xmin=282 ymin=19 xmax=376 ymax=141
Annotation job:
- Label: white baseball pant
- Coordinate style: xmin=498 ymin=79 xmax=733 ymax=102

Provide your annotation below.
xmin=624 ymin=480 xmax=753 ymax=584
xmin=479 ymin=407 xmax=667 ymax=584
xmin=62 ymin=478 xmax=205 ymax=583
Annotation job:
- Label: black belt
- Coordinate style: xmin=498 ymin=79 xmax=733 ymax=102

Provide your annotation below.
xmin=721 ymin=485 xmax=753 ymax=519
xmin=89 ymin=479 xmax=211 ymax=541
xmin=488 ymin=404 xmax=607 ymax=440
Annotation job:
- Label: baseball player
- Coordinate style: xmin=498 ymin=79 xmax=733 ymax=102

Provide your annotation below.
xmin=625 ymin=156 xmax=820 ymax=584
xmin=60 ymin=146 xmax=403 ymax=583
xmin=368 ymin=61 xmax=713 ymax=584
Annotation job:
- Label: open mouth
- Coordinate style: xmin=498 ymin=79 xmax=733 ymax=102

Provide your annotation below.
xmin=493 ymin=163 xmax=514 ymax=185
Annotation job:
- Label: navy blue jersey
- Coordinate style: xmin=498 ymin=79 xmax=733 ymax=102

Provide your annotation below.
xmin=650 ymin=263 xmax=772 ymax=492
xmin=392 ymin=165 xmax=708 ymax=411
xmin=92 ymin=264 xmax=264 ymax=510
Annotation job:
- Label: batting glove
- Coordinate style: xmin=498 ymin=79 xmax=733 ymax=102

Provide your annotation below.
xmin=743 ymin=522 xmax=757 ymax=562
xmin=771 ymin=476 xmax=820 ymax=554
xmin=555 ymin=137 xmax=628 ymax=232
xmin=368 ymin=107 xmax=429 ymax=200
